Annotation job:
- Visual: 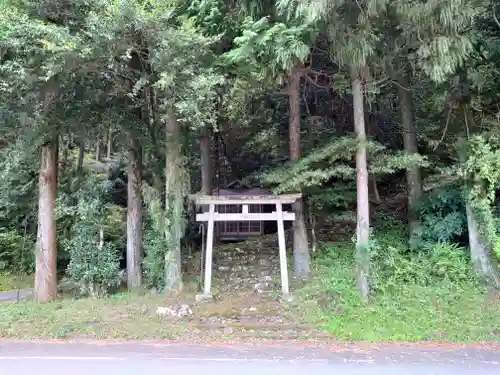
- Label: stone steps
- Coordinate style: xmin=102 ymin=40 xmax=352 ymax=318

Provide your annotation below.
xmin=209 ymin=239 xmax=286 ymax=296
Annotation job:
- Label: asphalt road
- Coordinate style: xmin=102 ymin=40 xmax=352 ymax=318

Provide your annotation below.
xmin=0 ymin=290 xmax=32 ymax=303
xmin=0 ymin=341 xmax=498 ymax=375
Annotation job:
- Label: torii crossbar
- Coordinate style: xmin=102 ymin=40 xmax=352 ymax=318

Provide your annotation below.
xmin=189 ymin=193 xmax=301 ymax=299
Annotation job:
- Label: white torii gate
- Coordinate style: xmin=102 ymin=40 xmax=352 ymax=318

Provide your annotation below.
xmin=189 ymin=193 xmax=301 ymax=299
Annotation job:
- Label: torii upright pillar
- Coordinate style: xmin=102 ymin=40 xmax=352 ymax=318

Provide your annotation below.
xmin=189 ymin=194 xmax=301 ymax=300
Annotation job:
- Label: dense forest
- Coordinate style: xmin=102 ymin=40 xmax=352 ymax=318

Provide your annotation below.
xmin=0 ymin=0 xmax=499 ymax=312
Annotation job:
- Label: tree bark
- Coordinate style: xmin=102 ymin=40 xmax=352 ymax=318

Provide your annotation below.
xmin=465 ymin=203 xmax=499 ymax=286
xmin=396 ymin=74 xmax=422 ymax=239
xmin=61 ymin=139 xmax=69 ymax=171
xmin=95 ymin=136 xmax=100 ymax=162
xmin=126 ymin=139 xmax=143 ymax=290
xmin=106 ymin=128 xmax=112 ymax=159
xmin=200 ymin=125 xmax=213 ymax=195
xmin=164 ymin=113 xmax=184 ymax=294
xmin=288 ymin=67 xmax=310 ymax=279
xmin=370 ymin=177 xmax=381 ymax=205
xmin=351 ymin=66 xmax=370 ymax=303
xmin=34 ymin=139 xmax=58 ymax=303
xmin=458 ymin=76 xmax=499 ymax=285
xmin=77 ymin=136 xmax=85 ymax=172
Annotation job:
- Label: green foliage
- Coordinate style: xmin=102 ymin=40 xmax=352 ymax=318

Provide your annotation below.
xmin=0 ymin=228 xmax=34 ymax=273
xmin=372 ymin=241 xmax=473 ymax=292
xmin=416 ymin=185 xmax=467 ymax=244
xmin=103 ymin=204 xmax=127 ymax=250
xmin=142 ymin=184 xmax=167 ymax=290
xmin=56 ymin=170 xmax=126 ymax=272
xmin=64 ymin=176 xmax=123 ymax=297
xmin=279 ymin=0 xmax=380 ymax=70
xmin=0 ymin=138 xmax=38 ymax=228
xmin=307 ymin=185 xmax=356 ymax=212
xmin=143 ymin=227 xmax=167 ymax=291
xmin=163 ymin=151 xmax=189 ymax=292
xmin=297 ymin=236 xmax=496 ymax=342
xmin=369 ymin=225 xmax=473 ymax=290
xmin=0 ymin=0 xmax=499 ymax=310
xmin=223 ymin=15 xmax=315 ymax=79
xmin=142 ymin=171 xmax=190 ymax=292
xmin=262 ymin=136 xmax=428 ymax=194
xmin=459 ymin=135 xmax=500 ymax=260
xmin=0 ymin=272 xmax=33 ymax=292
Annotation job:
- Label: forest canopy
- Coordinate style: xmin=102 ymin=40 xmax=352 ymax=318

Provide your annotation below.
xmin=0 ymin=0 xmax=499 ymax=308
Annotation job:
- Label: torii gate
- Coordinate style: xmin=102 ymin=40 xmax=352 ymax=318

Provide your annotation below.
xmin=189 ymin=193 xmax=301 ymax=299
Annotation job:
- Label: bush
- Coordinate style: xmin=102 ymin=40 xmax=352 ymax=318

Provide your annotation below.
xmin=64 ymin=176 xmax=123 ymax=297
xmin=142 ymin=185 xmax=166 ymax=291
xmin=370 ymin=228 xmax=474 ymax=292
xmin=417 ymin=185 xmax=467 ymax=244
xmin=143 ymin=226 xmax=166 ymax=290
xmin=296 ymin=238 xmax=496 ymax=342
xmin=0 ymin=228 xmax=34 ymax=273
xmin=423 ymin=242 xmax=471 ymax=282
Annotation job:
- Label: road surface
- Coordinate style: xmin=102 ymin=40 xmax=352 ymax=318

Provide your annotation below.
xmin=0 ymin=290 xmax=32 ymax=303
xmin=0 ymin=341 xmax=498 ymax=375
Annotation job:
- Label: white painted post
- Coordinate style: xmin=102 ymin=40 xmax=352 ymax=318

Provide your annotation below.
xmin=203 ymin=203 xmax=215 ymax=297
xmin=276 ymin=202 xmax=290 ymax=296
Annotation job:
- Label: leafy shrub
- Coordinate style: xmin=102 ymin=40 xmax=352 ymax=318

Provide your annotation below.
xmin=424 ymin=242 xmax=471 ymax=281
xmin=297 ymin=234 xmax=491 ymax=342
xmin=143 ymin=226 xmax=166 ymax=290
xmin=103 ymin=204 xmax=126 ymax=249
xmin=416 ymin=185 xmax=467 ymax=244
xmin=142 ymin=184 xmax=166 ymax=290
xmin=371 ymin=227 xmax=473 ymax=293
xmin=0 ymin=228 xmax=34 ymax=273
xmin=370 ymin=232 xmax=425 ymax=290
xmin=64 ymin=176 xmax=123 ymax=297
xmin=0 ymin=138 xmax=38 ymax=228
xmin=261 ymin=136 xmax=427 ymax=194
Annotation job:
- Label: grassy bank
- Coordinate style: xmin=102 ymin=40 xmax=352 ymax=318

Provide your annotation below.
xmin=1 ymin=232 xmax=499 ymax=342
xmin=296 ymin=241 xmax=500 ymax=342
xmin=0 ymin=293 xmax=176 ymax=339
xmin=0 ymin=286 xmax=310 ymax=340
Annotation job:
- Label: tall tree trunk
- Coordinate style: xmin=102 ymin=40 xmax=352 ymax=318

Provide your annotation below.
xmin=164 ymin=114 xmax=184 ymax=294
xmin=107 ymin=128 xmax=112 ymax=159
xmin=458 ymin=74 xmax=499 ymax=285
xmin=77 ymin=136 xmax=85 ymax=172
xmin=95 ymin=133 xmax=100 ymax=162
xmin=306 ymin=115 xmax=320 ymax=253
xmin=288 ymin=67 xmax=310 ymax=279
xmin=351 ymin=66 xmax=370 ymax=303
xmin=126 ymin=139 xmax=143 ymax=290
xmin=34 ymin=139 xmax=58 ymax=303
xmin=61 ymin=138 xmax=69 ymax=171
xmin=465 ymin=203 xmax=499 ymax=285
xmin=370 ymin=177 xmax=381 ymax=205
xmin=200 ymin=125 xmax=212 ymax=195
xmin=396 ymin=74 xmax=422 ymax=240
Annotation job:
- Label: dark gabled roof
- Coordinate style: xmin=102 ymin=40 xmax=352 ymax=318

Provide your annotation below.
xmin=212 ymin=180 xmax=271 ymax=196
xmin=223 ymin=179 xmax=255 ymax=189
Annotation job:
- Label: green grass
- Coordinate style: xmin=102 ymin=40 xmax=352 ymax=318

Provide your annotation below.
xmin=295 ymin=242 xmax=500 ymax=342
xmin=2 ymin=229 xmax=499 ymax=343
xmin=0 ymin=293 xmax=176 ymax=339
xmin=0 ymin=284 xmax=295 ymax=341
